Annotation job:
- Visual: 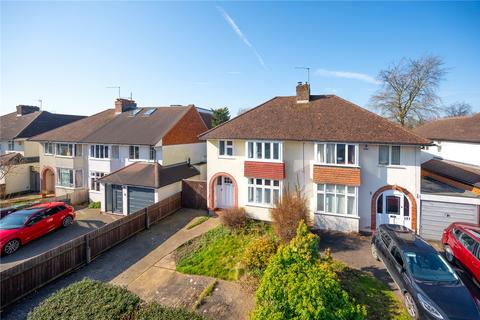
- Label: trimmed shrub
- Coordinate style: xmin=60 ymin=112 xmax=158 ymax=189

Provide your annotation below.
xmin=136 ymin=303 xmax=207 ymax=320
xmin=88 ymin=201 xmax=101 ymax=209
xmin=28 ymin=278 xmax=141 ymax=320
xmin=270 ymin=186 xmax=310 ymax=243
xmin=251 ymin=221 xmax=366 ymax=320
xmin=242 ymin=235 xmax=278 ymax=274
xmin=220 ymin=207 xmax=246 ymax=230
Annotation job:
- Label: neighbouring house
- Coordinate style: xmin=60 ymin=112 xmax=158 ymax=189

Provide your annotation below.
xmin=200 ymin=82 xmax=431 ymax=233
xmin=31 ymin=98 xmax=210 ymax=211
xmin=413 ymin=115 xmax=480 ymax=240
xmin=0 ymin=105 xmax=84 ymax=196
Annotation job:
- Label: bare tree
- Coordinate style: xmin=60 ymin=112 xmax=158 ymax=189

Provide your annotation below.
xmin=237 ymin=107 xmax=250 ymax=116
xmin=444 ymin=102 xmax=473 ymax=117
xmin=0 ymin=153 xmax=23 ymax=181
xmin=370 ymin=55 xmax=446 ymax=127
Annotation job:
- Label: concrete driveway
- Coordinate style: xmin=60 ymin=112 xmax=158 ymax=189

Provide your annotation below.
xmin=0 ymin=208 xmax=120 ymax=271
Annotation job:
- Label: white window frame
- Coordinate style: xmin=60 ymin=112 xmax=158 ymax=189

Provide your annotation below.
xmin=378 ymin=145 xmax=402 ymax=166
xmin=315 ymin=183 xmax=358 ymax=217
xmin=246 ymin=141 xmax=283 ymax=162
xmin=57 ymin=168 xmax=83 ymax=188
xmin=149 ymin=146 xmax=156 ymax=161
xmin=90 ymin=144 xmax=110 ymax=159
xmin=218 ymin=140 xmax=234 ymax=158
xmin=315 ymin=143 xmax=359 ymax=167
xmin=56 ymin=143 xmax=75 ymax=157
xmin=129 ymin=145 xmax=140 ymax=160
xmin=90 ymin=171 xmax=105 ymax=192
xmin=247 ymin=178 xmax=281 ymax=208
xmin=44 ymin=142 xmax=55 ymax=155
xmin=7 ymin=140 xmax=15 ymax=151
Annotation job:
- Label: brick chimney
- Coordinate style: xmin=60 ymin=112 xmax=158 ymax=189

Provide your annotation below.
xmin=16 ymin=105 xmax=40 ymax=116
xmin=296 ymin=82 xmax=310 ymax=103
xmin=115 ymin=98 xmax=137 ymax=114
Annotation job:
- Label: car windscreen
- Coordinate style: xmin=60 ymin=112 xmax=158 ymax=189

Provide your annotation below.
xmin=0 ymin=208 xmax=43 ymax=230
xmin=405 ymin=251 xmax=458 ymax=283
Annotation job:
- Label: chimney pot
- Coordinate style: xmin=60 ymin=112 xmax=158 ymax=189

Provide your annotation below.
xmin=115 ymin=98 xmax=137 ymax=114
xmin=16 ymin=105 xmax=40 ymax=116
xmin=296 ymin=83 xmax=310 ymax=103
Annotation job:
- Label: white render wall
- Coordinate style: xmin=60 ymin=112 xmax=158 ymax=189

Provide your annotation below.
xmin=207 ymin=139 xmax=422 ymax=233
xmin=162 ymin=142 xmax=206 ymax=165
xmin=421 ymin=140 xmax=480 ymax=166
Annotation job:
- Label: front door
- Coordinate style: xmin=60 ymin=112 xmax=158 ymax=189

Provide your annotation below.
xmin=376 ymin=190 xmax=411 ymax=229
xmin=216 ymin=176 xmax=234 ymax=208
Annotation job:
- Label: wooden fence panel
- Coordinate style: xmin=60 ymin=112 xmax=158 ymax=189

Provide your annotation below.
xmin=181 ymin=180 xmax=207 ymax=209
xmin=0 ymin=192 xmax=181 ymax=309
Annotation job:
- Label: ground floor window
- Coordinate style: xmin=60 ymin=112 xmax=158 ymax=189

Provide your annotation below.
xmin=90 ymin=171 xmax=105 ymax=191
xmin=316 ymin=184 xmax=357 ymax=215
xmin=57 ymin=168 xmax=83 ymax=188
xmin=247 ymin=178 xmax=281 ymax=207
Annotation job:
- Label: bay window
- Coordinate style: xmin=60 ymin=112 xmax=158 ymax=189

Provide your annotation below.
xmin=316 ymin=184 xmax=357 ymax=216
xmin=378 ymin=145 xmax=401 ymax=166
xmin=57 ymin=168 xmax=83 ymax=188
xmin=316 ymin=143 xmax=358 ymax=166
xmin=247 ymin=141 xmax=282 ymax=161
xmin=219 ymin=140 xmax=234 ymax=157
xmin=247 ymin=178 xmax=281 ymax=207
xmin=90 ymin=171 xmax=105 ymax=191
xmin=90 ymin=145 xmax=109 ymax=159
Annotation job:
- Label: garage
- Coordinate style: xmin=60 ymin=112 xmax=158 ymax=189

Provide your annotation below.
xmin=420 ymin=200 xmax=479 ymax=240
xmin=127 ymin=187 xmax=154 ymax=214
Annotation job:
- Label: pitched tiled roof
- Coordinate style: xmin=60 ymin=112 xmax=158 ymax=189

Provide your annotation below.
xmin=0 ymin=111 xmax=84 ymax=140
xmin=81 ymin=106 xmax=191 ymax=145
xmin=200 ymin=95 xmax=430 ymax=145
xmin=422 ymin=158 xmax=480 ymax=188
xmin=31 ymin=109 xmax=116 ymax=143
xmin=198 ymin=109 xmax=213 ymax=129
xmin=414 ymin=113 xmax=480 ymax=143
xmin=98 ymin=162 xmax=199 ymax=188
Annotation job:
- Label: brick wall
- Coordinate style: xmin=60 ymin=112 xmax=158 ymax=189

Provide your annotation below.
xmin=312 ymin=165 xmax=361 ymax=186
xmin=244 ymin=161 xmax=285 ymax=180
xmin=163 ymin=107 xmax=208 ymax=146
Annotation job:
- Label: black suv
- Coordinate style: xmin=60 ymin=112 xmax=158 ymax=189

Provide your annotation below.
xmin=372 ymin=224 xmax=480 ymax=320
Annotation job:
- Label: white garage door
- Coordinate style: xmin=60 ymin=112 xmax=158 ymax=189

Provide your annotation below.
xmin=420 ymin=200 xmax=478 ymax=240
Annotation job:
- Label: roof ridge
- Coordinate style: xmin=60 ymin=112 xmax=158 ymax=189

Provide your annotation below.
xmin=198 ymin=96 xmax=280 ymax=139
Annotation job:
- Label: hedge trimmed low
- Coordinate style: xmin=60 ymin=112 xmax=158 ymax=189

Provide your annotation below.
xmin=27 ymin=278 xmax=206 ymax=320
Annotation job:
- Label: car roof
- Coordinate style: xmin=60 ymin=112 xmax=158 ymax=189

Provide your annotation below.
xmin=30 ymin=201 xmax=65 ymax=208
xmin=380 ymin=224 xmax=434 ymax=254
xmin=455 ymin=223 xmax=480 ymax=241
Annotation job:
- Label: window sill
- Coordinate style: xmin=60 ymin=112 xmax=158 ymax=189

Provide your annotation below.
xmin=246 ymin=158 xmax=283 ymax=163
xmin=89 ymin=157 xmax=111 ymax=161
xmin=55 ymin=186 xmax=84 ymax=190
xmin=246 ymin=203 xmax=274 ymax=209
xmin=55 ymin=155 xmax=75 ymax=159
xmin=314 ymin=211 xmax=360 ymax=219
xmin=218 ymin=155 xmax=235 ymax=160
xmin=377 ymin=165 xmax=406 ymax=169
xmin=314 ymin=163 xmax=360 ymax=168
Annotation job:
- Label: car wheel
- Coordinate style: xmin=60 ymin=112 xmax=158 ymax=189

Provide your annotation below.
xmin=3 ymin=239 xmax=20 ymax=255
xmin=404 ymin=292 xmax=419 ymax=320
xmin=371 ymin=243 xmax=380 ymax=261
xmin=62 ymin=216 xmax=73 ymax=227
xmin=444 ymin=245 xmax=455 ymax=263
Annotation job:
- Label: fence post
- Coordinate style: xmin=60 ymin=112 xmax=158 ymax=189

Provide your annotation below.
xmin=85 ymin=234 xmax=91 ymax=264
xmin=144 ymin=207 xmax=150 ymax=229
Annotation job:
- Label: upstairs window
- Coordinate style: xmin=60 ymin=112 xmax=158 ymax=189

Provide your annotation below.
xmin=90 ymin=145 xmax=109 ymax=159
xmin=150 ymin=146 xmax=156 ymax=160
xmin=379 ymin=145 xmax=401 ymax=166
xmin=111 ymin=145 xmax=119 ymax=159
xmin=129 ymin=145 xmax=139 ymax=160
xmin=247 ymin=141 xmax=281 ymax=161
xmin=316 ymin=143 xmax=357 ymax=165
xmin=219 ymin=140 xmax=234 ymax=157
xmin=56 ymin=143 xmax=74 ymax=157
xmin=44 ymin=142 xmax=55 ymax=155
xmin=7 ymin=140 xmax=14 ymax=151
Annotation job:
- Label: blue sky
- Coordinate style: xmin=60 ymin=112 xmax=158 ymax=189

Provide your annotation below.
xmin=1 ymin=1 xmax=479 ymax=116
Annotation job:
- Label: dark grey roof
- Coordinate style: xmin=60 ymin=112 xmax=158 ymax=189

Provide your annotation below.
xmin=421 ymin=176 xmax=480 ymax=198
xmin=422 ymin=159 xmax=480 ymax=188
xmin=98 ymin=162 xmax=199 ymax=189
xmin=0 ymin=111 xmax=84 ymax=140
xmin=197 ymin=108 xmax=213 ymax=129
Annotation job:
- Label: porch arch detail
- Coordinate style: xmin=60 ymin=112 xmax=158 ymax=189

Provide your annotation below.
xmin=371 ymin=185 xmax=417 ymax=232
xmin=208 ymin=172 xmax=238 ymax=210
xmin=40 ymin=165 xmax=56 ymax=194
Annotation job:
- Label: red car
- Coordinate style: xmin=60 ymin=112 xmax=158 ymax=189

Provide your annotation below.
xmin=442 ymin=222 xmax=480 ymax=285
xmin=0 ymin=202 xmax=75 ymax=255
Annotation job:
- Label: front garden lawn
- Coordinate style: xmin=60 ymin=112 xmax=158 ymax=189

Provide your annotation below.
xmin=175 ymin=221 xmax=271 ymax=280
xmin=331 ymin=261 xmax=410 ymax=320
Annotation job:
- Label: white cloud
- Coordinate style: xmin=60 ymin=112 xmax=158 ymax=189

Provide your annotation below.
xmin=217 ymin=7 xmax=266 ymax=69
xmin=315 ymin=68 xmax=379 ymax=85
